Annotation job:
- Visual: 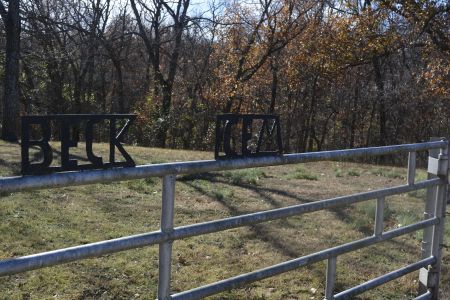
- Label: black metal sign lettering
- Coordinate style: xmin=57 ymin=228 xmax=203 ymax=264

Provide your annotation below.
xmin=21 ymin=114 xmax=136 ymax=175
xmin=215 ymin=114 xmax=282 ymax=159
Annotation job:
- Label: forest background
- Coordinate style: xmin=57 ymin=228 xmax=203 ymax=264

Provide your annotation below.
xmin=0 ymin=0 xmax=448 ymax=153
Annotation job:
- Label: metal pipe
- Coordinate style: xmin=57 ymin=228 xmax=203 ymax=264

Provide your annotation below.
xmin=422 ymin=175 xmax=437 ymax=259
xmin=169 ymin=218 xmax=438 ymax=300
xmin=325 ymin=256 xmax=337 ymax=299
xmin=333 ymin=257 xmax=436 ymax=299
xmin=419 ymin=174 xmax=439 ymax=294
xmin=0 ymin=141 xmax=445 ymax=193
xmin=170 ymin=179 xmax=441 ymax=241
xmin=428 ymin=182 xmax=448 ymax=300
xmin=427 ymin=142 xmax=448 ymax=300
xmin=158 ymin=175 xmax=176 ymax=300
xmin=408 ymin=152 xmax=416 ymax=185
xmin=374 ymin=197 xmax=385 ymax=237
xmin=0 ymin=179 xmax=441 ymax=277
xmin=0 ymin=231 xmax=166 ymax=276
xmin=414 ymin=291 xmax=432 ymax=300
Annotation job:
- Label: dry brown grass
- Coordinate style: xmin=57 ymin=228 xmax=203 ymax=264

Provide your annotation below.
xmin=0 ymin=141 xmax=448 ymax=299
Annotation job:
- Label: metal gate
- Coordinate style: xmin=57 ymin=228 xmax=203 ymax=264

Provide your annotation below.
xmin=0 ymin=140 xmax=448 ymax=299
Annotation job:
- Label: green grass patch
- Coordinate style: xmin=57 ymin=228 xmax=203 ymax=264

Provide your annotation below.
xmin=396 ymin=211 xmax=420 ymax=227
xmin=407 ymin=170 xmax=428 ymax=198
xmin=359 ymin=201 xmax=394 ymax=221
xmin=223 ymin=168 xmax=267 ymax=185
xmin=370 ymin=168 xmax=405 ymax=179
xmin=415 ymin=171 xmax=428 ymax=181
xmin=211 ymin=188 xmax=234 ymax=201
xmin=347 ymin=169 xmax=360 ymax=177
xmin=287 ymin=166 xmax=318 ymax=181
xmin=408 ymin=189 xmax=427 ymax=199
xmin=126 ymin=178 xmax=157 ymax=193
xmin=334 ymin=168 xmax=344 ymax=177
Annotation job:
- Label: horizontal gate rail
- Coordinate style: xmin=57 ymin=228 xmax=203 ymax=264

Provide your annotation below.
xmin=334 ymin=257 xmax=436 ymax=299
xmin=0 ymin=140 xmax=448 ymax=299
xmin=415 ymin=291 xmax=432 ymax=300
xmin=0 ymin=178 xmax=441 ymax=277
xmin=170 ymin=219 xmax=439 ymax=300
xmin=0 ymin=141 xmax=445 ymax=193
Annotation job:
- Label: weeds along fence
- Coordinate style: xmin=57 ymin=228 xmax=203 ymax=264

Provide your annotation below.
xmin=0 ymin=140 xmax=449 ymax=300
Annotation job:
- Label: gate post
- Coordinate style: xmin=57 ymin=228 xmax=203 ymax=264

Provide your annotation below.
xmin=158 ymin=175 xmax=176 ymax=300
xmin=419 ymin=138 xmax=448 ymax=299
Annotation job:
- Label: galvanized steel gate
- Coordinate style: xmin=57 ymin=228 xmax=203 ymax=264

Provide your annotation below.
xmin=0 ymin=140 xmax=448 ymax=299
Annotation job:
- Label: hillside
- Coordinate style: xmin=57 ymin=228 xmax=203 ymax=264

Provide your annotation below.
xmin=0 ymin=141 xmax=448 ymax=299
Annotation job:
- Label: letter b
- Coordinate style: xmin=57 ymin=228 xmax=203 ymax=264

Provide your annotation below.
xmin=21 ymin=117 xmax=53 ymax=175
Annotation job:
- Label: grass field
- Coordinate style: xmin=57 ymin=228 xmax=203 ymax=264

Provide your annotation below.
xmin=0 ymin=141 xmax=449 ymax=299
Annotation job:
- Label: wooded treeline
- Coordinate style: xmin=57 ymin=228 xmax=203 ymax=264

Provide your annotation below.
xmin=0 ymin=0 xmax=448 ymax=152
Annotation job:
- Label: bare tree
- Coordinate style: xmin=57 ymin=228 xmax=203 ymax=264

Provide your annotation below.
xmin=0 ymin=0 xmax=21 ymax=141
xmin=130 ymin=0 xmax=190 ymax=148
xmin=99 ymin=6 xmax=136 ymax=113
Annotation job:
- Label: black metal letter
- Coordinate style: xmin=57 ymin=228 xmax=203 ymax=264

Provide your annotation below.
xmin=85 ymin=119 xmax=103 ymax=167
xmin=21 ymin=114 xmax=137 ymax=174
xmin=21 ymin=117 xmax=53 ymax=175
xmin=241 ymin=116 xmax=253 ymax=155
xmin=61 ymin=119 xmax=79 ymax=170
xmin=215 ymin=114 xmax=283 ymax=159
xmin=109 ymin=116 xmax=136 ymax=167
xmin=223 ymin=116 xmax=238 ymax=157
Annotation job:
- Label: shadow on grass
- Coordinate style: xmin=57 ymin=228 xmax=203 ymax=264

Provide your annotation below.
xmin=180 ymin=172 xmax=313 ymax=208
xmin=183 ymin=179 xmax=306 ymax=259
xmin=0 ymin=143 xmax=93 ymax=176
xmin=180 ymin=172 xmax=420 ymax=260
xmin=181 ymin=172 xmax=323 ymax=259
xmin=0 ymin=145 xmax=45 ymax=175
xmin=0 ymin=158 xmax=21 ymax=175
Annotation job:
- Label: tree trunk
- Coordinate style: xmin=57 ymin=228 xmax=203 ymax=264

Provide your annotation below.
xmin=373 ymin=56 xmax=387 ymax=146
xmin=182 ymin=86 xmax=198 ymax=149
xmin=1 ymin=0 xmax=21 ymax=142
xmin=349 ymin=82 xmax=359 ymax=148
xmin=22 ymin=61 xmax=34 ymax=114
xmin=47 ymin=59 xmax=65 ymax=114
xmin=365 ymin=99 xmax=377 ymax=147
xmin=307 ymin=75 xmax=319 ymax=151
xmin=268 ymin=55 xmax=278 ymax=113
xmin=283 ymin=91 xmax=293 ymax=152
xmin=155 ymin=83 xmax=172 ymax=148
xmin=111 ymin=58 xmax=125 ymax=113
